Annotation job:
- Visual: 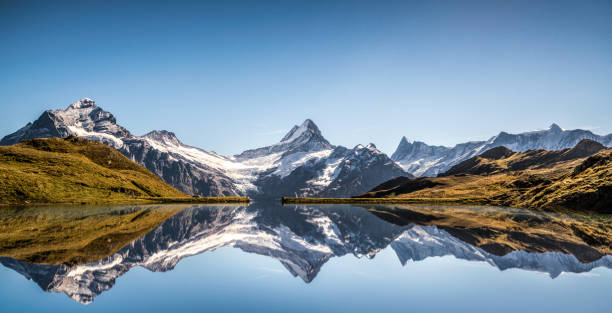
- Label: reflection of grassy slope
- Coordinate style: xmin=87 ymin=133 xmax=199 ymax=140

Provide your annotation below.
xmin=358 ymin=147 xmax=612 ymax=212
xmin=0 ymin=204 xmax=190 ymax=265
xmin=0 ymin=137 xmax=187 ymax=204
xmin=365 ymin=204 xmax=612 ymax=262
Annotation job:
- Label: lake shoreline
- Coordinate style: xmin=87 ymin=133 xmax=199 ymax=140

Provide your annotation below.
xmin=0 ymin=196 xmax=251 ymax=207
xmin=281 ymin=196 xmax=493 ymax=205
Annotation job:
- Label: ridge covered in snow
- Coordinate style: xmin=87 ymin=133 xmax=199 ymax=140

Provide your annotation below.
xmin=4 ymin=98 xmax=609 ymax=194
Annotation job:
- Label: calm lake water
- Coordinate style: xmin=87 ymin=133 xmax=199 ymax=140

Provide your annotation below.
xmin=0 ymin=202 xmax=611 ymax=313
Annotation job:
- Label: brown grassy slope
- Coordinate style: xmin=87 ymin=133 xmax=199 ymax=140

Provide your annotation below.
xmin=0 ymin=137 xmax=187 ymax=204
xmin=440 ymin=139 xmax=605 ymax=176
xmin=358 ymin=140 xmax=612 ymax=212
xmin=0 ymin=204 xmax=190 ymax=265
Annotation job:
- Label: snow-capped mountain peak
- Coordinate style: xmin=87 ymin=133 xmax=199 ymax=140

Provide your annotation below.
xmin=549 ymin=123 xmax=563 ymax=132
xmin=281 ymin=119 xmax=322 ymax=142
xmin=235 ymin=119 xmax=333 ymax=161
xmin=234 ymin=120 xmax=407 ymax=197
xmin=67 ymin=98 xmax=97 ymax=110
xmin=278 ymin=119 xmax=329 ymax=149
xmin=143 ymin=130 xmax=181 ymax=146
xmin=0 ymin=98 xmax=131 ymax=148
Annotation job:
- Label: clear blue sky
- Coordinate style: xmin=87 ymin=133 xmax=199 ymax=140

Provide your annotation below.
xmin=1 ymin=0 xmax=611 ymax=155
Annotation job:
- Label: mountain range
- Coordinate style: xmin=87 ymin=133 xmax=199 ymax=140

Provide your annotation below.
xmin=0 ymin=99 xmax=407 ymax=197
xmin=361 ymin=139 xmax=612 ymax=212
xmin=2 ymin=203 xmax=610 ymax=304
xmin=2 ymin=98 xmax=611 ymax=197
xmin=392 ymin=123 xmax=612 ymax=176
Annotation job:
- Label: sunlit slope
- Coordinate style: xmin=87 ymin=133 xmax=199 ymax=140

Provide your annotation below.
xmin=0 ymin=137 xmax=186 ymax=204
xmin=359 ymin=140 xmax=612 ymax=212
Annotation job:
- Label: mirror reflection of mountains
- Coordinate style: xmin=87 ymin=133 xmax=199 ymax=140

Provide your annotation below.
xmin=1 ymin=204 xmax=611 ymax=304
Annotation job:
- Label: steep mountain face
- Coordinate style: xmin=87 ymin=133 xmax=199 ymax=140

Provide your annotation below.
xmin=2 ymin=204 xmax=610 ymax=304
xmin=392 ymin=124 xmax=612 ymax=177
xmin=316 ymin=144 xmax=408 ymax=197
xmin=1 ymin=99 xmax=408 ymax=197
xmin=121 ymin=130 xmax=253 ymax=196
xmin=249 ymin=141 xmax=409 ymax=198
xmin=235 ymin=120 xmax=408 ymax=197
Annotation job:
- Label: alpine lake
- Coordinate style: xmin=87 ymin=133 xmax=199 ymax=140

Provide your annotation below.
xmin=1 ymin=202 xmax=611 ymax=313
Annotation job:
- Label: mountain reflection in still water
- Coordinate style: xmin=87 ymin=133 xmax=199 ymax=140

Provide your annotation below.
xmin=1 ymin=203 xmax=611 ymax=306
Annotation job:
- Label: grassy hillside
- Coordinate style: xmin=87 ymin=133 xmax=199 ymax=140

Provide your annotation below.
xmin=0 ymin=137 xmax=189 ymax=204
xmin=353 ymin=140 xmax=612 ymax=212
xmin=0 ymin=204 xmax=189 ymax=265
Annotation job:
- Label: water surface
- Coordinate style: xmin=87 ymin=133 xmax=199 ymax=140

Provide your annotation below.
xmin=0 ymin=203 xmax=611 ymax=312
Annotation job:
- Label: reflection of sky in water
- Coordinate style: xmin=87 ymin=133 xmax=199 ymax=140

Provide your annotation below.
xmin=2 ymin=246 xmax=611 ymax=313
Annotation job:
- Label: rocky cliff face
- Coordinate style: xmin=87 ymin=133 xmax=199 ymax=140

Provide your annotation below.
xmin=120 ymin=131 xmax=249 ymax=196
xmin=249 ymin=141 xmax=409 ymax=198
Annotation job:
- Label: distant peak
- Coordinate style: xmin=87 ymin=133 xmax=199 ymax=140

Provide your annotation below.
xmin=144 ymin=130 xmax=181 ymax=145
xmin=145 ymin=130 xmax=177 ymax=138
xmin=300 ymin=119 xmax=321 ymax=134
xmin=399 ymin=136 xmax=417 ymax=147
xmin=68 ymin=98 xmax=96 ymax=110
xmin=280 ymin=119 xmax=322 ymax=142
xmin=549 ymin=123 xmax=562 ymax=132
xmin=301 ymin=118 xmax=316 ymax=128
xmin=353 ymin=143 xmax=377 ymax=151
